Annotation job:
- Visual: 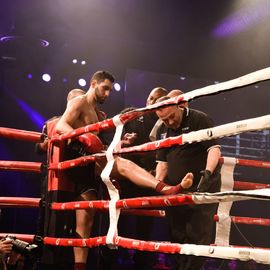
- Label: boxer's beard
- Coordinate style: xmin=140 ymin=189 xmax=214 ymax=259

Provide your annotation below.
xmin=95 ymin=86 xmax=106 ymax=104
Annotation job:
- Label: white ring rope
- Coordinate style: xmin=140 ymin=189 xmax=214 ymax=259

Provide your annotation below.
xmin=183 ymin=67 xmax=270 ymax=102
xmin=179 ymin=243 xmax=270 ymax=265
xmin=192 ymin=188 xmax=270 ymax=204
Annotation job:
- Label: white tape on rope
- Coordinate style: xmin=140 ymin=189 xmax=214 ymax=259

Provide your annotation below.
xmin=180 ymin=243 xmax=270 ymax=264
xmin=183 ymin=67 xmax=270 ymax=102
xmin=215 ymin=157 xmax=236 ymax=246
xmin=182 ymin=115 xmax=270 ymax=144
xmin=100 ymin=115 xmax=123 ymax=247
xmin=193 ymin=188 xmax=270 ymax=205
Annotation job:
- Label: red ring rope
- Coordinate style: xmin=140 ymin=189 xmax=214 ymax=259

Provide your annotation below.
xmin=234 ymin=181 xmax=270 ymax=190
xmin=0 ymin=196 xmax=165 ymax=218
xmin=51 ymin=195 xmax=195 ymax=211
xmin=214 ymin=215 xmax=270 ymax=226
xmin=220 ymin=157 xmax=270 ymax=169
xmin=0 ymin=161 xmax=43 ymax=173
xmin=0 ymin=233 xmax=35 ymax=243
xmin=0 ymin=197 xmax=40 ymax=208
xmin=0 ymin=127 xmax=42 ymax=142
xmin=49 ymin=156 xmax=96 ymax=170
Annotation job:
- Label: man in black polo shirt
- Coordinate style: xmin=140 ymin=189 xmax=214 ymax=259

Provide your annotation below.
xmin=155 ymin=97 xmax=221 ymax=270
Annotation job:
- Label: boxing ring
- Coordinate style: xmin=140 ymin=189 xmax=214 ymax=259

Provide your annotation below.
xmin=1 ymin=67 xmax=270 ymax=266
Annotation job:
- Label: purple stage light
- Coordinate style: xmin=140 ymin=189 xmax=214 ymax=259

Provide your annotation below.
xmin=27 ymin=74 xmax=33 ymax=79
xmin=0 ymin=35 xmax=49 ymax=47
xmin=213 ymin=1 xmax=270 ymax=38
xmin=17 ymin=99 xmax=46 ymax=129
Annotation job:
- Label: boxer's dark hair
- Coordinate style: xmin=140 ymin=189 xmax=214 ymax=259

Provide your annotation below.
xmin=91 ymin=71 xmax=115 ymax=84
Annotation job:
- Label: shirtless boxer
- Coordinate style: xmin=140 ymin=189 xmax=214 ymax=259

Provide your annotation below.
xmin=35 ymin=89 xmax=87 ymax=154
xmin=55 ymin=71 xmax=193 ymax=270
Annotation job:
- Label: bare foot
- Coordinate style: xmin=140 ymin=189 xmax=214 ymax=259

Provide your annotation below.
xmin=155 ymin=173 xmax=193 ymax=195
xmin=180 ymin=172 xmax=193 ymax=189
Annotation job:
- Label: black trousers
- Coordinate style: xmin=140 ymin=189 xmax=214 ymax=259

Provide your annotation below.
xmin=166 ymin=202 xmax=218 ymax=270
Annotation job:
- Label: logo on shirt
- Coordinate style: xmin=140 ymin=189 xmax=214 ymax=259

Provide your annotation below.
xmin=160 ymin=133 xmax=167 ymax=140
xmin=182 ymin=126 xmax=190 ymax=131
xmin=137 ymin=116 xmax=144 ymax=122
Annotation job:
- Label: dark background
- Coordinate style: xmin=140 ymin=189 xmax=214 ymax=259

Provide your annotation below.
xmin=0 ymin=0 xmax=270 ymax=261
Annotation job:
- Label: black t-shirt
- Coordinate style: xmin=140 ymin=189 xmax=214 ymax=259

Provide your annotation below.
xmin=122 ymin=111 xmax=158 ymax=171
xmin=156 ymin=108 xmax=220 ymax=190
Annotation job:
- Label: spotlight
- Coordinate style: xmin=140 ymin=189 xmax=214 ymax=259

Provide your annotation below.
xmin=78 ymin=78 xmax=86 ymax=87
xmin=27 ymin=74 xmax=33 ymax=79
xmin=81 ymin=60 xmax=86 ymax=65
xmin=114 ymin=83 xmax=121 ymax=91
xmin=63 ymin=78 xmax=68 ymax=83
xmin=42 ymin=73 xmax=51 ymax=82
xmin=180 ymin=76 xmax=186 ymax=80
xmin=72 ymin=59 xmax=78 ymax=64
xmin=0 ymin=35 xmax=49 ymax=47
